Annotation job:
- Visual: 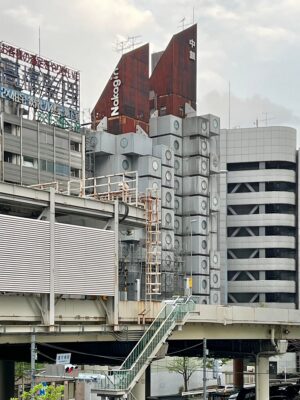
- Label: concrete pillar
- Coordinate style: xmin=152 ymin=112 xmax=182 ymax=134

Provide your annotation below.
xmin=256 ymin=355 xmax=269 ymax=400
xmin=145 ymin=365 xmax=151 ymax=399
xmin=233 ymin=358 xmax=244 ymax=389
xmin=131 ymin=372 xmax=146 ymax=400
xmin=0 ymin=360 xmax=15 ymax=400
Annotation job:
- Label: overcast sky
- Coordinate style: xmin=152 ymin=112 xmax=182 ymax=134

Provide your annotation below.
xmin=0 ymin=0 xmax=300 ymax=137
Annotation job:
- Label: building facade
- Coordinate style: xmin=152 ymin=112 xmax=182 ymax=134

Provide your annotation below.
xmin=219 ymin=126 xmax=298 ymax=308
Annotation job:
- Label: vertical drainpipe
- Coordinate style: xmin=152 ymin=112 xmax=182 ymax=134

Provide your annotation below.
xmin=49 ymin=187 xmax=55 ymax=326
xmin=114 ymin=199 xmax=119 ymax=327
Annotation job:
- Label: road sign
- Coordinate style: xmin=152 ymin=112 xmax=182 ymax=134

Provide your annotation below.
xmin=56 ymin=353 xmax=71 ymax=365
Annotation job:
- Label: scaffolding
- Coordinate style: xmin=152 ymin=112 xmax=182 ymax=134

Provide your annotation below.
xmin=143 ymin=188 xmax=161 ymax=299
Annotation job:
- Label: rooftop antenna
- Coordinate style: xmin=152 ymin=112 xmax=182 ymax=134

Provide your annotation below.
xmin=179 ymin=17 xmax=186 ymax=30
xmin=38 ymin=26 xmax=41 ymax=56
xmin=114 ymin=35 xmax=142 ymax=54
xmin=260 ymin=112 xmax=275 ymax=127
xmin=192 ymin=6 xmax=195 ymax=23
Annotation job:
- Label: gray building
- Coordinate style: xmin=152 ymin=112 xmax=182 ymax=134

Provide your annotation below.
xmin=0 ymin=100 xmax=84 ymax=186
xmin=86 ymin=112 xmax=221 ymax=303
xmin=219 ymin=126 xmax=298 ymax=308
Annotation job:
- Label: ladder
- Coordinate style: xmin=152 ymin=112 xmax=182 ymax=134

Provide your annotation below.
xmin=91 ymin=297 xmax=195 ymax=397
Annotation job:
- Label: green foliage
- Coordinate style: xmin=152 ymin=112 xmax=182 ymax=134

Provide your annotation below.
xmin=167 ymin=357 xmax=200 ymax=392
xmin=11 ymin=383 xmax=64 ymax=400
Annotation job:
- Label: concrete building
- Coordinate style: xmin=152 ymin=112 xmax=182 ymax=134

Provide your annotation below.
xmin=219 ymin=126 xmax=298 ymax=308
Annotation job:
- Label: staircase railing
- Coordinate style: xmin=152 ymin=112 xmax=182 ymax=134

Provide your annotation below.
xmin=93 ymin=297 xmax=195 ymax=393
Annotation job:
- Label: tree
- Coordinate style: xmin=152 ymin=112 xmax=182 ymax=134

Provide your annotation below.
xmin=11 ymin=383 xmax=64 ymax=400
xmin=167 ymin=356 xmax=200 ymax=392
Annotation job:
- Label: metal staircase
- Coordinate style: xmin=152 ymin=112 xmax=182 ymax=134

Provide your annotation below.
xmin=92 ymin=297 xmax=195 ymax=397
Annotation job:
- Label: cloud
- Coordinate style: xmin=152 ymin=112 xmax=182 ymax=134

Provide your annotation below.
xmin=4 ymin=5 xmax=42 ymax=28
xmin=198 ymin=91 xmax=300 ymax=130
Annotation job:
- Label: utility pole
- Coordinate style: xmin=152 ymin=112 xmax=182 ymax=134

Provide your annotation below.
xmin=203 ymin=338 xmax=207 ymax=400
xmin=31 ymin=334 xmax=36 ymax=389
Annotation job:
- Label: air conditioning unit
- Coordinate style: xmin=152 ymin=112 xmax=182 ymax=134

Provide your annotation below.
xmin=210 ymin=153 xmax=220 ymax=173
xmin=182 ymin=195 xmax=209 ymax=216
xmin=182 ymin=216 xmax=209 ymax=235
xmin=183 ymin=176 xmax=209 ymax=196
xmin=153 ymin=144 xmax=174 ymax=168
xmin=185 ymin=255 xmax=210 ymax=275
xmin=153 ymin=135 xmax=183 ymax=157
xmin=183 ymin=137 xmax=209 ymax=157
xmin=174 ymin=156 xmax=183 ymax=176
xmin=210 ymin=270 xmax=220 ymax=289
xmin=161 ymin=188 xmax=174 ymax=209
xmin=192 ymin=275 xmax=210 ymax=295
xmin=161 ymin=230 xmax=174 ymax=251
xmin=162 ymin=250 xmax=175 ymax=272
xmin=174 ymin=177 xmax=183 ymax=196
xmin=174 ymin=216 xmax=182 ymax=234
xmin=210 ymin=290 xmax=220 ymax=304
xmin=149 ymin=115 xmax=182 ymax=138
xmin=161 ymin=208 xmax=174 ymax=230
xmin=210 ymin=251 xmax=220 ymax=269
xmin=133 ymin=155 xmax=161 ymax=178
xmin=202 ymin=114 xmax=220 ymax=135
xmin=210 ymin=193 xmax=220 ymax=211
xmin=183 ymin=156 xmax=209 ymax=177
xmin=182 ymin=116 xmax=209 ymax=138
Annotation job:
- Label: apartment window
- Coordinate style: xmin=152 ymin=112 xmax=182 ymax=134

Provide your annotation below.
xmin=71 ymin=168 xmax=80 ymax=178
xmin=55 ymin=163 xmax=69 ymax=176
xmin=4 ymin=122 xmax=12 ymax=134
xmin=70 ymin=141 xmax=81 ymax=152
xmin=40 ymin=159 xmax=47 ymax=171
xmin=22 ymin=156 xmax=38 ymax=169
xmin=4 ymin=151 xmax=20 ymax=164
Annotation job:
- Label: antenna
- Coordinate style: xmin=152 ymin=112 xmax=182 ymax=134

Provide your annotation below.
xmin=38 ymin=26 xmax=41 ymax=56
xmin=114 ymin=35 xmax=142 ymax=54
xmin=192 ymin=7 xmax=195 ymax=24
xmin=260 ymin=112 xmax=275 ymax=127
xmin=228 ymin=80 xmax=231 ymax=130
xmin=178 ymin=17 xmax=186 ymax=30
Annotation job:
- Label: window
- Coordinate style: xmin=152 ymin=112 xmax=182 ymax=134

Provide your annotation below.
xmin=4 ymin=122 xmax=12 ymax=134
xmin=71 ymin=168 xmax=80 ymax=178
xmin=22 ymin=156 xmax=38 ymax=169
xmin=4 ymin=151 xmax=20 ymax=164
xmin=160 ymin=106 xmax=167 ymax=116
xmin=55 ymin=163 xmax=69 ymax=176
xmin=70 ymin=141 xmax=81 ymax=152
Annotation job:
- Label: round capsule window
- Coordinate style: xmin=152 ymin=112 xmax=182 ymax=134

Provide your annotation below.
xmin=166 ymin=192 xmax=172 ymax=203
xmin=165 ymin=150 xmax=172 ymax=160
xmin=165 ymin=234 xmax=172 ymax=245
xmin=165 ymin=170 xmax=172 ymax=181
xmin=213 ymin=118 xmax=219 ymax=129
xmin=174 ymin=239 xmax=179 ymax=249
xmin=202 ymin=160 xmax=207 ymax=171
xmin=201 ymin=121 xmax=207 ymax=131
xmin=166 ymin=255 xmax=172 ymax=266
xmin=174 ymin=120 xmax=180 ymax=130
xmin=175 ymin=219 xmax=180 ymax=229
xmin=174 ymin=159 xmax=180 ymax=170
xmin=165 ymin=213 xmax=172 ymax=224
xmin=201 ymin=259 xmax=207 ymax=270
xmin=213 ymin=274 xmax=219 ymax=284
xmin=202 ymin=299 xmax=208 ymax=304
xmin=152 ymin=160 xmax=159 ymax=171
xmin=175 ymin=179 xmax=179 ymax=190
xmin=122 ymin=160 xmax=129 ymax=170
xmin=202 ymin=220 xmax=207 ymax=230
xmin=202 ymin=279 xmax=207 ymax=290
xmin=201 ymin=180 xmax=207 ymax=191
xmin=213 ymin=196 xmax=219 ymax=206
xmin=120 ymin=137 xmax=128 ymax=148
xmin=152 ymin=182 xmax=159 ymax=190
xmin=202 ymin=240 xmax=207 ymax=250
xmin=174 ymin=140 xmax=180 ymax=150
xmin=175 ymin=199 xmax=179 ymax=209
xmin=213 ymin=293 xmax=219 ymax=302
xmin=213 ymin=254 xmax=218 ymax=264
xmin=202 ymin=141 xmax=207 ymax=151
xmin=201 ymin=200 xmax=207 ymax=210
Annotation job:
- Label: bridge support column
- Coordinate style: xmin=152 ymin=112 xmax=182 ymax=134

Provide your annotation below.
xmin=131 ymin=371 xmax=146 ymax=400
xmin=0 ymin=360 xmax=15 ymax=400
xmin=233 ymin=358 xmax=244 ymax=389
xmin=255 ymin=355 xmax=269 ymax=400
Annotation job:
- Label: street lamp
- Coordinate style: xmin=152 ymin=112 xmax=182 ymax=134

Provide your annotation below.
xmin=190 ymin=218 xmax=197 ymax=296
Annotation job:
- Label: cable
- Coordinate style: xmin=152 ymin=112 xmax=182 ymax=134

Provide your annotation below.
xmin=37 ymin=342 xmax=125 ymax=362
xmin=167 ymin=341 xmax=204 ymax=356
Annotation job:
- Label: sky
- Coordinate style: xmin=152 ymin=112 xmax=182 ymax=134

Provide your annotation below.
xmin=0 ymin=0 xmax=300 ymax=137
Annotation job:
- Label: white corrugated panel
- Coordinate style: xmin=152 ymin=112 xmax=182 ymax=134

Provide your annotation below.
xmin=0 ymin=214 xmax=50 ymax=293
xmin=55 ymin=223 xmax=115 ymax=296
